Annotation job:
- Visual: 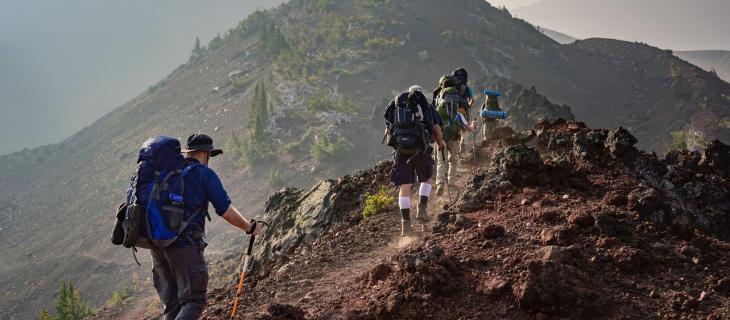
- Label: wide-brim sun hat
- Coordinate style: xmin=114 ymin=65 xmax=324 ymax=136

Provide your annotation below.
xmin=181 ymin=132 xmax=223 ymax=157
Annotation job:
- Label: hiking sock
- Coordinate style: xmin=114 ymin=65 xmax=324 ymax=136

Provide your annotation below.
xmin=416 ymin=183 xmax=431 ymax=221
xmin=419 ymin=183 xmax=432 ymax=198
xmin=399 ymin=197 xmax=411 ymax=221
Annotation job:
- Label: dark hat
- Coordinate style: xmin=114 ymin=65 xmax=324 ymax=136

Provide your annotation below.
xmin=452 ymin=68 xmax=468 ymax=83
xmin=181 ymin=132 xmax=223 ymax=157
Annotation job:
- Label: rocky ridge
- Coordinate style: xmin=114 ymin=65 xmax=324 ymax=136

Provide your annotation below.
xmin=186 ymin=119 xmax=730 ymax=319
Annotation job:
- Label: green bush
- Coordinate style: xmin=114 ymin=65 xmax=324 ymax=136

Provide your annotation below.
xmin=208 ymin=33 xmax=224 ymax=50
xmin=304 ymin=95 xmax=356 ymax=114
xmin=363 ymin=187 xmax=394 ymax=218
xmin=719 ymin=118 xmax=730 ymax=128
xmin=106 ymin=287 xmax=133 ymax=307
xmin=267 ymin=168 xmax=284 ymax=188
xmin=225 ymin=131 xmax=244 ymax=162
xmin=669 ymin=128 xmax=708 ymax=151
xmin=282 ymin=141 xmax=303 ymax=155
xmin=363 ymin=37 xmax=399 ymax=49
xmin=49 ymin=282 xmax=95 ymax=320
xmin=240 ymin=140 xmax=273 ymax=167
xmin=310 ymin=136 xmax=350 ymax=162
xmin=39 ymin=309 xmax=52 ymax=320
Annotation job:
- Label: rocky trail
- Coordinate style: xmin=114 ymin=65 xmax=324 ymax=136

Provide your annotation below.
xmin=200 ymin=162 xmax=474 ymax=319
xmin=96 ymin=119 xmax=730 ymax=320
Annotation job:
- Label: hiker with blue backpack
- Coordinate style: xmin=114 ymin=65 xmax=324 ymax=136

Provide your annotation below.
xmin=112 ymin=133 xmax=261 ymax=320
xmin=384 ymin=86 xmax=445 ymax=236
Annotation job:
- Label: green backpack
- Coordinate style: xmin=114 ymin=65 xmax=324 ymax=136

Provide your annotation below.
xmin=436 ymin=86 xmax=463 ymax=142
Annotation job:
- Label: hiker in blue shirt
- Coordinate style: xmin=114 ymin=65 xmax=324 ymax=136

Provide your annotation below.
xmin=151 ymin=133 xmax=261 ymax=320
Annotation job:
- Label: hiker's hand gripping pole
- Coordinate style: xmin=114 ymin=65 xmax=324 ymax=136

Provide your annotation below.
xmin=230 ymin=220 xmax=269 ymax=320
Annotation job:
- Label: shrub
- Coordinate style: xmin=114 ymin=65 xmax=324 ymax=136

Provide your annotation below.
xmin=282 ymin=141 xmax=303 ymax=155
xmin=363 ymin=37 xmax=399 ymax=49
xmin=225 ymin=131 xmax=244 ymax=161
xmin=53 ymin=282 xmax=95 ymax=320
xmin=363 ymin=186 xmax=394 ymax=218
xmin=267 ymin=168 xmax=284 ymax=188
xmin=39 ymin=309 xmax=52 ymax=320
xmin=719 ymin=118 xmax=730 ymax=128
xmin=670 ymin=128 xmax=708 ymax=151
xmin=240 ymin=140 xmax=273 ymax=167
xmin=106 ymin=287 xmax=133 ymax=307
xmin=310 ymin=136 xmax=350 ymax=162
xmin=304 ymin=95 xmax=356 ymax=114
xmin=208 ymin=33 xmax=224 ymax=50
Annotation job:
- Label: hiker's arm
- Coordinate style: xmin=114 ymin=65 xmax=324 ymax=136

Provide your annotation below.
xmin=222 ymin=206 xmax=262 ymax=235
xmin=433 ymin=125 xmax=445 ymax=149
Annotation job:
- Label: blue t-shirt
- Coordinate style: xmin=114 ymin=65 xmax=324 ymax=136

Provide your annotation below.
xmin=173 ymin=158 xmax=232 ymax=246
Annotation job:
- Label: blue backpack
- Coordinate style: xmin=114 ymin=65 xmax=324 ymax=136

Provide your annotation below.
xmin=120 ymin=136 xmax=204 ymax=251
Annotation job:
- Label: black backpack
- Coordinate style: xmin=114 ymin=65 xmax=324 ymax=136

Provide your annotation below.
xmin=385 ymin=92 xmax=429 ymax=153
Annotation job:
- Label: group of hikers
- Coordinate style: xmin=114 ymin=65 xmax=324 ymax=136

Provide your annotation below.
xmin=383 ymin=67 xmax=504 ymax=237
xmin=111 ymin=67 xmax=503 ymax=319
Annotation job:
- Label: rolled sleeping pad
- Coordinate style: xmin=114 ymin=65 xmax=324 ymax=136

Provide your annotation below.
xmin=481 ymin=109 xmax=508 ymax=119
xmin=483 ymin=90 xmax=501 ymax=97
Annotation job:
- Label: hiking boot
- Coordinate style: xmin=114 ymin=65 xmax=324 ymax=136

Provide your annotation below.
xmin=401 ymin=220 xmax=414 ymax=237
xmin=416 ymin=197 xmax=430 ymax=222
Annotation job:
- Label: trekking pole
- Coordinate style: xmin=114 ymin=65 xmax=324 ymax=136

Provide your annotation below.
xmin=440 ymin=148 xmax=452 ymax=205
xmin=230 ymin=220 xmax=269 ymax=320
xmin=472 ymin=120 xmax=478 ymax=175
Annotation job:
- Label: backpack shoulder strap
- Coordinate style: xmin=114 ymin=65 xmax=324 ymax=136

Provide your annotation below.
xmin=181 ymin=163 xmax=211 ymax=222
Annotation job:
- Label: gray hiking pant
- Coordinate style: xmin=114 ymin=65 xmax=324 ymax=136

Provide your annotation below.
xmin=151 ymin=244 xmax=208 ymax=320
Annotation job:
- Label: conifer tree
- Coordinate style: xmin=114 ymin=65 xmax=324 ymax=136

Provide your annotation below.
xmin=249 ymin=81 xmax=268 ymax=143
xmin=54 ymin=282 xmax=94 ymax=320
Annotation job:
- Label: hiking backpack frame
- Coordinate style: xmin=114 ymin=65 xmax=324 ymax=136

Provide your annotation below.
xmin=437 ymin=87 xmax=463 ymax=142
xmin=385 ymin=92 xmax=429 ymax=154
xmin=112 ymin=136 xmax=208 ymax=264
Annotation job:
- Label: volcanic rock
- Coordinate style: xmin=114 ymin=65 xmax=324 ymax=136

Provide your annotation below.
xmin=516 ymin=260 xmax=600 ymax=316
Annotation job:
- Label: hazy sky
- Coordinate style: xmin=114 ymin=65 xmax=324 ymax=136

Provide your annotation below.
xmin=513 ymin=0 xmax=730 ymax=51
xmin=0 ymin=0 xmax=283 ymax=155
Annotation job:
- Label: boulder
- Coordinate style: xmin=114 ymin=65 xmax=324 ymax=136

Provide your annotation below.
xmin=700 ymin=140 xmax=730 ymax=178
xmin=254 ymin=162 xmax=391 ymax=261
xmin=627 ymin=188 xmax=668 ymax=224
xmin=539 ymin=227 xmax=575 ymax=246
xmin=610 ymin=246 xmax=651 ymax=273
xmin=567 ymin=211 xmax=595 ymax=227
xmin=479 ymin=224 xmax=506 ymax=239
xmin=516 ymin=260 xmax=601 ymax=316
xmin=604 ymin=127 xmax=638 ymax=160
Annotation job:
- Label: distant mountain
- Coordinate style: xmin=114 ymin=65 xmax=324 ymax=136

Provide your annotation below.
xmin=534 ymin=28 xmax=730 ymax=83
xmin=2 ymin=0 xmax=730 ymax=318
xmin=515 ymin=0 xmax=730 ymax=51
xmin=675 ymin=50 xmax=730 ymax=83
xmin=538 ymin=27 xmax=578 ymax=44
xmin=0 ymin=0 xmax=285 ymax=155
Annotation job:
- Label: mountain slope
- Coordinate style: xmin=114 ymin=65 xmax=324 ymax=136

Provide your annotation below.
xmin=2 ymin=0 xmax=730 ymax=318
xmin=514 ymin=0 xmax=730 ymax=51
xmin=539 ymin=27 xmax=578 ymax=44
xmin=675 ymin=50 xmax=730 ymax=83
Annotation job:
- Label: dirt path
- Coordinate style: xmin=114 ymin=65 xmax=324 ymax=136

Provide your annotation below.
xmin=246 ymin=160 xmax=478 ymax=318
